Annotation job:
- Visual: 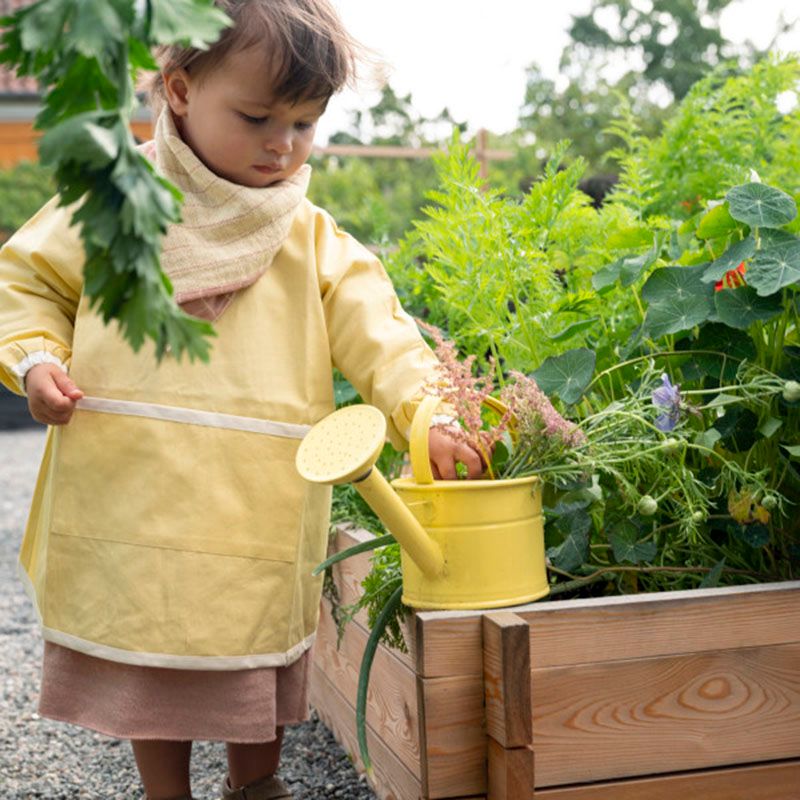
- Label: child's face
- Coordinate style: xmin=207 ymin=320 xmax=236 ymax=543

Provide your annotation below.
xmin=164 ymin=46 xmax=326 ymax=188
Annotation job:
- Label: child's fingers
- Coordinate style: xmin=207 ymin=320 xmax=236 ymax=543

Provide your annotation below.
xmin=51 ymin=369 xmax=84 ymax=400
xmin=455 ymin=442 xmax=484 ymax=479
xmin=27 ymin=367 xmax=82 ymax=425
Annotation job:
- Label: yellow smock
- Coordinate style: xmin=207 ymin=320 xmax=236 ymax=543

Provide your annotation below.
xmin=0 ymin=196 xmax=438 ymax=670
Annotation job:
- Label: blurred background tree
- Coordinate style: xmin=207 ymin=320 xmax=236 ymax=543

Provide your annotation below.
xmin=519 ymin=0 xmax=796 ymax=173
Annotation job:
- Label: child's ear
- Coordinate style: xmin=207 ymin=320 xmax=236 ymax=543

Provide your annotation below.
xmin=163 ymin=69 xmax=191 ymax=117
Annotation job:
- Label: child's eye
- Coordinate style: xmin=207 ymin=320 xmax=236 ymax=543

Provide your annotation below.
xmin=239 ymin=112 xmax=267 ymax=124
xmin=295 ymin=121 xmax=315 ymax=131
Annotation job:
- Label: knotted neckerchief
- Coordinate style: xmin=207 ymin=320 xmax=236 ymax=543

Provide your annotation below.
xmin=142 ymin=110 xmax=311 ymax=321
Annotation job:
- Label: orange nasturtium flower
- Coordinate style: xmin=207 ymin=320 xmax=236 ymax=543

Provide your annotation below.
xmin=714 ymin=261 xmax=747 ymax=292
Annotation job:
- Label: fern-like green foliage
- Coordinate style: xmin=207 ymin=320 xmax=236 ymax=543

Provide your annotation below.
xmin=608 ymin=56 xmax=800 ymax=218
xmin=388 ymin=134 xmax=609 ymax=374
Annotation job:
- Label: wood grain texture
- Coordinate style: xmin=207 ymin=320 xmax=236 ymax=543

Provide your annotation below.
xmin=483 ymin=612 xmax=532 ymax=748
xmin=315 ymin=598 xmax=422 ymax=778
xmin=487 ymin=739 xmax=534 ymax=800
xmin=329 ymin=526 xmax=417 ymax=669
xmin=534 ymin=759 xmax=800 ymax=799
xmin=309 ymin=662 xmax=422 ymax=800
xmin=531 ymin=643 xmax=800 ymax=786
xmin=415 ymin=582 xmax=800 ymax=677
xmin=418 ymin=674 xmax=488 ymax=799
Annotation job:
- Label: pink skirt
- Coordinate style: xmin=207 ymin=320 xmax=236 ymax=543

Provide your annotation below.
xmin=38 ymin=641 xmax=312 ymax=742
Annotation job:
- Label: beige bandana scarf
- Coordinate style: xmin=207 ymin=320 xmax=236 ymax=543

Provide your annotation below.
xmin=142 ymin=110 xmax=311 ymax=320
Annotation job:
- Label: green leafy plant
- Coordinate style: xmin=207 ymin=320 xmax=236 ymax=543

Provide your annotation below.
xmin=0 ymin=0 xmax=231 ymax=361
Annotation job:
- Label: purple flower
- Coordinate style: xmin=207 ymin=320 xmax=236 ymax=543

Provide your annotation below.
xmin=652 ymin=373 xmax=682 ymax=432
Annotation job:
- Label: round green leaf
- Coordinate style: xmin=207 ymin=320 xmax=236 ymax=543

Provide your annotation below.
xmin=714 ymin=286 xmax=783 ymax=329
xmin=726 ymin=183 xmax=798 ymax=229
xmin=531 ymin=348 xmax=596 ymax=405
xmin=701 ymin=236 xmax=756 ymax=283
xmin=642 ymin=266 xmax=714 ymax=337
xmin=746 ymin=234 xmax=800 ymax=296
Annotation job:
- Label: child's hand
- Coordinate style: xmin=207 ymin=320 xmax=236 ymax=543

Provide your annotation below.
xmin=25 ymin=363 xmax=84 ymax=425
xmin=428 ymin=427 xmax=484 ymax=480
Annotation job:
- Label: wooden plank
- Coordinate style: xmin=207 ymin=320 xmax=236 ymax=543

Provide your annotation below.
xmin=328 ymin=526 xmax=417 ymax=670
xmin=534 ymin=759 xmax=800 ymax=799
xmin=309 ymin=662 xmax=422 ymax=800
xmin=483 ymin=612 xmax=531 ymax=748
xmin=487 ymin=739 xmax=534 ymax=800
xmin=530 ymin=643 xmax=800 ymax=786
xmin=418 ymin=674 xmax=487 ymax=799
xmin=415 ymin=582 xmax=800 ymax=677
xmin=315 ymin=598 xmax=422 ymax=779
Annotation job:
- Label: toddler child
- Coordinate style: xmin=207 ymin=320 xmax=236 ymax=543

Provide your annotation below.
xmin=0 ymin=1 xmax=483 ymax=798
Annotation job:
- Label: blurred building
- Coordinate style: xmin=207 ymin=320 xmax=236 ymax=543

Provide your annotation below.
xmin=0 ymin=0 xmax=153 ymax=167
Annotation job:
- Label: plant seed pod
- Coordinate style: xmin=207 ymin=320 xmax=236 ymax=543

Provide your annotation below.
xmin=782 ymin=381 xmax=800 ymax=403
xmin=638 ymin=495 xmax=658 ymax=516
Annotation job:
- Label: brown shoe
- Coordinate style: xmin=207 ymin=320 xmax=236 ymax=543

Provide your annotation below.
xmin=221 ymin=774 xmax=293 ymax=799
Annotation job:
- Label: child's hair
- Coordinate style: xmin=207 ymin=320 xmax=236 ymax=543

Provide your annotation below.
xmin=146 ymin=0 xmax=361 ymax=112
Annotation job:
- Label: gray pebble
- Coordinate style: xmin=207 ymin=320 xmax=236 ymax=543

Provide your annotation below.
xmin=1 ymin=430 xmax=376 ymax=799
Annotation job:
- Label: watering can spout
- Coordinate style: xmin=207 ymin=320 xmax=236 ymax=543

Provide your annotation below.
xmin=295 ymin=402 xmax=444 ymax=579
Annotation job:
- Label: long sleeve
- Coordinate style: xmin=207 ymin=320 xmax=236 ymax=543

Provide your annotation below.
xmin=314 ymin=208 xmax=439 ymax=449
xmin=0 ymin=196 xmax=84 ymax=395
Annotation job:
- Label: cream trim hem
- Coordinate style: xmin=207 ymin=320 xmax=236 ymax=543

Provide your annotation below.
xmin=11 ymin=350 xmax=68 ymax=394
xmin=17 ymin=561 xmax=315 ymax=671
xmin=76 ymin=396 xmax=311 ymax=439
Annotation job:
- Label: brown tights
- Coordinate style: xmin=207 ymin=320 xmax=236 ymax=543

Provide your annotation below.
xmin=131 ymin=728 xmax=284 ymax=799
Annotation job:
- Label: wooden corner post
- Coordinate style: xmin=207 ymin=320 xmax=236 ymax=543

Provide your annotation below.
xmin=483 ymin=611 xmax=534 ymax=799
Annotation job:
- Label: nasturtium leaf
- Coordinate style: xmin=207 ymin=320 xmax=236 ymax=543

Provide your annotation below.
xmin=701 ymin=236 xmax=756 ymax=283
xmin=696 ymin=203 xmax=740 ymax=240
xmin=689 ymin=323 xmax=755 ymax=381
xmin=712 ymin=407 xmax=760 ymax=452
xmin=604 ymin=225 xmax=652 ymax=251
xmin=149 ymin=0 xmax=232 ymax=48
xmin=732 ymin=523 xmax=771 ymax=548
xmin=746 ymin=235 xmax=800 ymax=296
xmin=641 ymin=265 xmax=714 ymax=337
xmin=531 ymin=348 xmax=596 ymax=405
xmin=546 ymin=528 xmax=589 ymax=572
xmin=555 ymin=507 xmax=592 ymax=540
xmin=608 ymin=519 xmax=657 ymax=565
xmin=333 ymin=373 xmax=359 ymax=406
xmin=726 ymin=182 xmax=798 ymax=229
xmin=714 ymin=286 xmax=783 ymax=329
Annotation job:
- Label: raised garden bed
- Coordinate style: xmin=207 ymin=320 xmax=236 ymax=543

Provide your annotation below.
xmin=310 ymin=525 xmax=800 ymax=800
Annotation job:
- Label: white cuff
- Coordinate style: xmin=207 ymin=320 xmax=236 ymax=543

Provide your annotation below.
xmin=11 ymin=351 xmax=68 ymax=395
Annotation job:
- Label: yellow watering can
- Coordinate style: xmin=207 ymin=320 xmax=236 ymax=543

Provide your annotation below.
xmin=295 ymin=394 xmax=550 ymax=610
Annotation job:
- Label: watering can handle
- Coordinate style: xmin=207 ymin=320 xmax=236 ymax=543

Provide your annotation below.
xmin=409 ymin=394 xmax=510 ymax=484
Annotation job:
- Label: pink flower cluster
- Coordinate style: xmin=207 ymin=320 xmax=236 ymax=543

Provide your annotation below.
xmin=419 ymin=322 xmax=510 ymax=457
xmin=500 ymin=371 xmax=586 ymax=449
xmin=420 ymin=322 xmax=584 ymax=474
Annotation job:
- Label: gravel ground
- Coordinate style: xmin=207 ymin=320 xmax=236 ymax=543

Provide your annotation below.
xmin=0 ymin=429 xmax=377 ymax=800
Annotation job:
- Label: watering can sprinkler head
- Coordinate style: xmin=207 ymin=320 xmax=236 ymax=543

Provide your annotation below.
xmin=296 ymin=403 xmax=445 ymax=578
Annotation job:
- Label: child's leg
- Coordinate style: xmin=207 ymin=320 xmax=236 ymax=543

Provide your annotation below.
xmin=130 ymin=739 xmax=193 ymax=799
xmin=225 ymin=727 xmax=284 ymax=787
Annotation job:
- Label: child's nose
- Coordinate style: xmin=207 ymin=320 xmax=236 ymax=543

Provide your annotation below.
xmin=264 ymin=127 xmax=292 ymax=155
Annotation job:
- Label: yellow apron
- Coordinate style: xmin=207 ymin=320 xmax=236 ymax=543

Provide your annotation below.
xmin=0 ymin=197 xmax=437 ymax=669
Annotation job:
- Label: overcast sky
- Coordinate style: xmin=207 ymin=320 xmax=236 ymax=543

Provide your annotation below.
xmin=318 ymin=0 xmax=800 ymax=142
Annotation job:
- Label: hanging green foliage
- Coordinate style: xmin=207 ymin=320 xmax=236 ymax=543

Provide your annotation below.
xmin=0 ymin=0 xmax=231 ymax=361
